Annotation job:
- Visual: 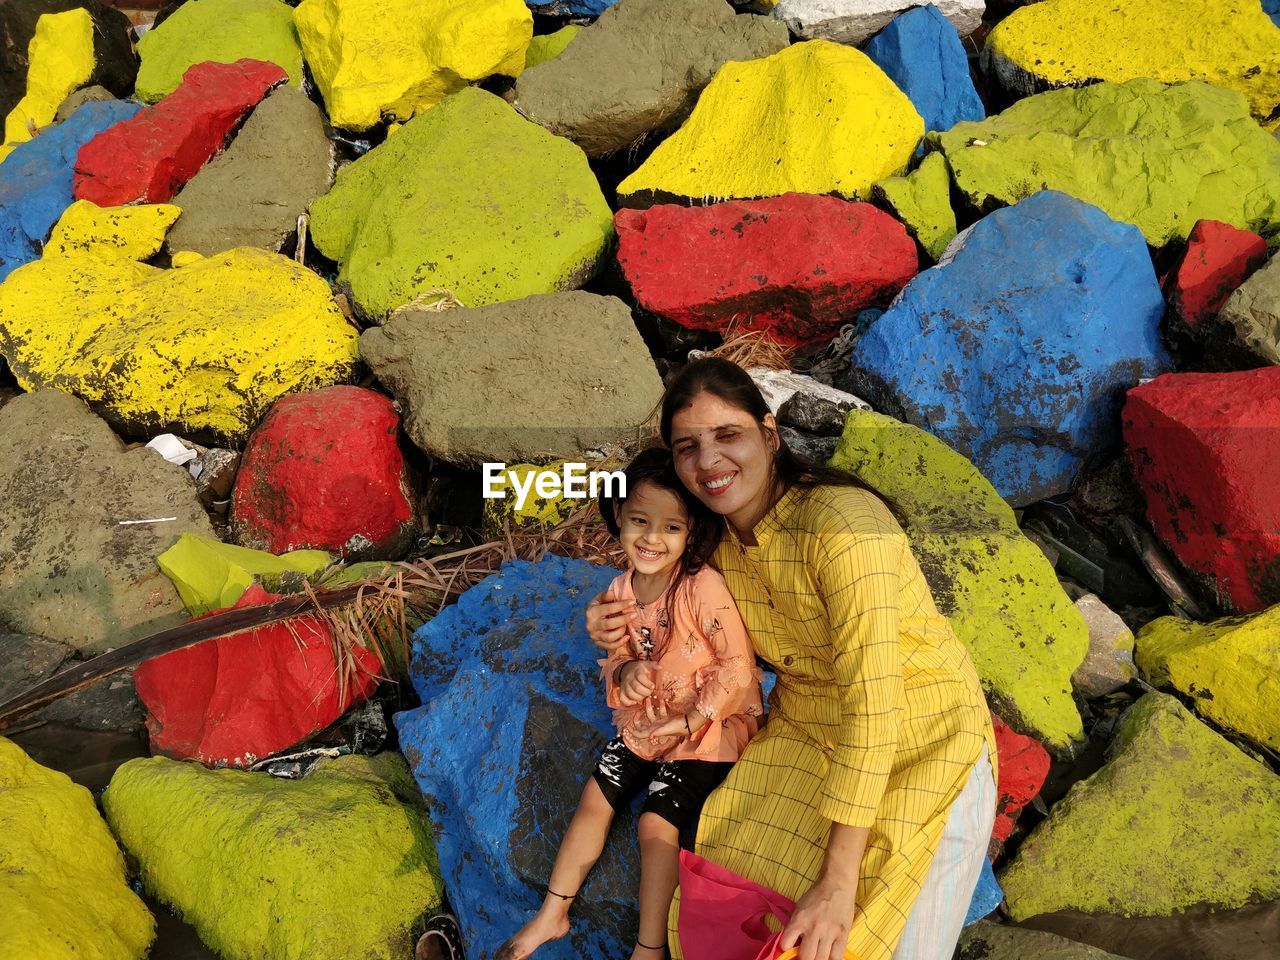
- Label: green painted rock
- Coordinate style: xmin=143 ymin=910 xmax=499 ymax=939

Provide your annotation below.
xmin=524 ymin=25 xmax=581 ymax=69
xmin=1000 ymin=692 xmax=1280 ymax=919
xmin=514 ymin=0 xmax=788 ymax=157
xmin=135 ymin=0 xmax=303 ymax=102
xmin=360 ymin=291 xmax=663 ymax=465
xmin=1218 ymin=254 xmax=1280 ymax=364
xmin=1136 ymin=607 xmax=1280 ymax=751
xmin=168 ymin=86 xmax=334 ymax=256
xmin=873 ymin=150 xmax=957 ymax=262
xmin=958 ymin=921 xmax=1130 ymax=959
xmin=830 ymin=409 xmax=1086 ymax=752
xmin=933 ymin=79 xmax=1280 ymax=249
xmin=310 ymin=87 xmax=613 ymax=318
xmin=157 ymin=533 xmax=333 ymax=616
xmin=102 ymin=753 xmax=443 ymax=960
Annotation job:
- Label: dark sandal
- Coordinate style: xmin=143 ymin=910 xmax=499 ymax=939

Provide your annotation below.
xmin=415 ymin=912 xmax=463 ymax=960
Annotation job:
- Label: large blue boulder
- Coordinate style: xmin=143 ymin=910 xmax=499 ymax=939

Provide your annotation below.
xmin=525 ymin=0 xmax=617 ymax=16
xmin=1265 ymin=0 xmax=1280 ymax=28
xmin=864 ymin=4 xmax=984 ymax=133
xmin=0 ymin=99 xmax=142 ymax=282
xmin=963 ymin=857 xmax=1004 ymax=925
xmin=846 ymin=191 xmax=1169 ymax=505
xmin=395 ymin=555 xmax=635 ymax=960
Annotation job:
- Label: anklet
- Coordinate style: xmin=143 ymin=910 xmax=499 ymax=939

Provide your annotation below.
xmin=543 ymin=885 xmax=576 ymax=901
xmin=636 ymin=939 xmax=665 ymax=950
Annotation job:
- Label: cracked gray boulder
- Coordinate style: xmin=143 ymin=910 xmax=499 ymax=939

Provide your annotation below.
xmin=514 ymin=0 xmax=789 ymax=157
xmin=1217 ymin=255 xmax=1280 ymax=365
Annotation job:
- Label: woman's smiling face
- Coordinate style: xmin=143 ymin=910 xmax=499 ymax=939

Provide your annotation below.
xmin=669 ymin=390 xmax=778 ymax=535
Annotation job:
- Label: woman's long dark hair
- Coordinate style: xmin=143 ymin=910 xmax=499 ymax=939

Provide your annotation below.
xmin=659 ymin=357 xmax=899 ymax=512
xmin=599 ymin=445 xmax=724 ymax=595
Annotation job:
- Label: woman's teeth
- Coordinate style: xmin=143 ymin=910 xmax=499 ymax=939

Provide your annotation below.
xmin=704 ymin=474 xmax=733 ymax=492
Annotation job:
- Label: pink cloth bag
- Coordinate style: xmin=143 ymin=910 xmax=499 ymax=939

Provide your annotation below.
xmin=677 ymin=849 xmax=795 ymax=960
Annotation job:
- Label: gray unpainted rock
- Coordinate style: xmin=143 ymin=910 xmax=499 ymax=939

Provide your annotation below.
xmin=0 ymin=633 xmax=143 ymax=731
xmin=0 ymin=390 xmax=216 ymax=656
xmin=772 ymin=0 xmax=985 ymax=45
xmin=779 ymin=390 xmax=859 ymax=436
xmin=958 ymin=921 xmax=1132 ymax=959
xmin=1218 ymin=254 xmax=1280 ymax=365
xmin=55 ymin=84 xmax=115 ymax=122
xmin=0 ymin=632 xmax=71 ymax=703
xmin=514 ymin=0 xmax=789 ymax=156
xmin=1070 ymin=593 xmax=1137 ymax=699
xmin=780 ymin=426 xmax=839 ymax=464
xmin=360 ymin=292 xmax=664 ymax=465
xmin=167 ymin=86 xmax=334 ymax=257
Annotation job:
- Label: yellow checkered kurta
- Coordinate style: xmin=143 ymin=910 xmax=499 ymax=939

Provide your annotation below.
xmin=671 ymin=484 xmax=996 ymax=960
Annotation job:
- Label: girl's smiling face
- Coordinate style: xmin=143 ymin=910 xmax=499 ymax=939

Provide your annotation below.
xmin=617 ymin=481 xmax=690 ymax=581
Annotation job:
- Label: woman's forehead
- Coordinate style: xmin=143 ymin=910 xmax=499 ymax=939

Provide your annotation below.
xmin=670 ymin=393 xmax=757 ymax=433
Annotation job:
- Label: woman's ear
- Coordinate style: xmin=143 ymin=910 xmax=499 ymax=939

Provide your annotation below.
xmin=763 ymin=413 xmax=780 ymax=452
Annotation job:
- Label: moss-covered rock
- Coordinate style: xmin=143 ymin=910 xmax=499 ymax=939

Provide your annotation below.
xmin=933 ymin=79 xmax=1280 ymax=249
xmin=830 ymin=409 xmax=1086 ymax=752
xmin=102 ymin=753 xmax=442 ymax=960
xmin=1136 ymin=607 xmax=1280 ymax=751
xmin=0 ymin=737 xmax=155 ymax=960
xmin=873 ymin=151 xmax=957 ymax=261
xmin=999 ymin=693 xmax=1280 ymax=919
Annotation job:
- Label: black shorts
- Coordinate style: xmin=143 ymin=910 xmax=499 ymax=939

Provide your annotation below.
xmin=592 ymin=736 xmax=733 ymax=842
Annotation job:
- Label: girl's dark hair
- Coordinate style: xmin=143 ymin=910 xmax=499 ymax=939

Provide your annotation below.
xmin=659 ymin=356 xmax=898 ymax=510
xmin=599 ymin=446 xmax=724 ymax=589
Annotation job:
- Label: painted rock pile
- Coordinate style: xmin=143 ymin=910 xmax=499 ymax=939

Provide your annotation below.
xmin=1 ymin=1 xmax=1278 ymax=959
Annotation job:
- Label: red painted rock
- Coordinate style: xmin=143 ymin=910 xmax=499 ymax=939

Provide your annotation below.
xmin=614 ymin=194 xmax=918 ymax=346
xmin=1165 ymin=220 xmax=1267 ymax=331
xmin=134 ymin=584 xmax=381 ymax=767
xmin=1124 ymin=368 xmax=1280 ymax=614
xmin=73 ymin=58 xmax=287 ymax=205
xmin=231 ymin=386 xmax=418 ymax=560
xmin=992 ymin=713 xmax=1050 ymax=846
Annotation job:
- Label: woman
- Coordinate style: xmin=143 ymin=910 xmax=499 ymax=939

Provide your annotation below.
xmin=587 ymin=358 xmax=997 ymax=960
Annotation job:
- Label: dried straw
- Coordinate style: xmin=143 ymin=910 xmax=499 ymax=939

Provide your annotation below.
xmin=703 ymin=320 xmax=794 ymax=371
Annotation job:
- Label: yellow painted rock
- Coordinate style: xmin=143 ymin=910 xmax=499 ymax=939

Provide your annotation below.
xmin=0 ymin=737 xmax=155 ymax=960
xmin=618 ymin=40 xmax=922 ymax=203
xmin=158 ymin=533 xmax=333 ymax=615
xmin=45 ymin=200 xmax=181 ymax=260
xmin=0 ymin=248 xmax=359 ymax=443
xmin=0 ymin=9 xmax=95 ymax=163
xmin=294 ymin=0 xmax=533 ymax=132
xmin=1136 ymin=606 xmax=1280 ymax=751
xmin=984 ymin=0 xmax=1280 ymax=130
xmin=481 ymin=461 xmax=579 ymax=538
xmin=525 ymin=25 xmax=582 ymax=70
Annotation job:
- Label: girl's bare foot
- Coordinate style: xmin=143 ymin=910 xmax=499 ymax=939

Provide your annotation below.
xmin=629 ymin=942 xmax=667 ymax=960
xmin=495 ymin=909 xmax=571 ymax=960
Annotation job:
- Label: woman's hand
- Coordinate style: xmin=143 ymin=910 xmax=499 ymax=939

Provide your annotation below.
xmin=618 ymin=660 xmax=659 ymax=706
xmin=586 ymin=590 xmax=637 ymax=652
xmin=777 ymin=875 xmax=858 ymax=960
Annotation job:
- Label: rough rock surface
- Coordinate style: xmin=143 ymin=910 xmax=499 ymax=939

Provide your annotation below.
xmin=1 ymin=629 xmax=144 ymax=734
xmin=772 ymin=0 xmax=983 ymax=45
xmin=999 ymin=693 xmax=1280 ymax=919
xmin=992 ymin=714 xmax=1051 ymax=845
xmin=751 ymin=368 xmax=872 ymax=417
xmin=0 ymin=633 xmax=71 ymax=704
xmin=872 ymin=151 xmax=957 ymax=261
xmin=514 ymin=0 xmax=788 ymax=157
xmin=524 ymin=25 xmax=581 ymax=69
xmin=0 ymin=8 xmax=95 ymax=162
xmin=0 ymin=391 xmax=213 ymax=656
xmin=102 ymin=752 xmax=442 ymax=960
xmin=983 ymin=0 xmax=1280 ymax=131
xmin=1123 ymin=368 xmax=1280 ymax=614
xmin=618 ymin=40 xmax=922 ymax=204
xmin=1165 ymin=219 xmax=1269 ymax=332
xmin=134 ymin=584 xmax=381 ymax=767
xmin=959 ymin=921 xmax=1131 ymax=959
xmin=231 ymin=387 xmax=419 ymax=560
xmin=168 ymin=86 xmax=334 ymax=256
xmin=73 ymin=58 xmax=288 ymax=206
xmin=0 ymin=99 xmax=142 ymax=281
xmin=54 ymin=83 xmax=114 ymax=122
xmin=863 ymin=4 xmax=984 ymax=133
xmin=1218 ymin=254 xmax=1280 ymax=364
xmin=45 ymin=199 xmax=180 ymax=259
xmin=615 ymin=195 xmax=917 ymax=345
xmin=1071 ymin=593 xmax=1136 ymax=699
xmin=849 ymin=191 xmax=1169 ymax=506
xmin=481 ymin=461 xmax=579 ymax=539
xmin=395 ymin=555 xmax=636 ymax=960
xmin=294 ymin=0 xmax=532 ymax=132
xmin=156 ymin=533 xmax=332 ymax=616
xmin=933 ymin=80 xmax=1280 ymax=249
xmin=1136 ymin=608 xmax=1280 ymax=751
xmin=830 ymin=409 xmax=1087 ymax=752
xmin=0 ymin=737 xmax=155 ymax=960
xmin=135 ymin=0 xmax=303 ymax=102
xmin=526 ymin=0 xmax=616 ymax=14
xmin=0 ymin=0 xmax=137 ymax=122
xmin=361 ymin=292 xmax=662 ymax=464
xmin=0 ymin=247 xmax=359 ymax=444
xmin=310 ymin=87 xmax=612 ymax=318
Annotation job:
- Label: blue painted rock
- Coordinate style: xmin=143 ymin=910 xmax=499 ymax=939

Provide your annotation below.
xmin=964 ymin=858 xmax=1003 ymax=925
xmin=0 ymin=99 xmax=141 ymax=281
xmin=395 ymin=555 xmax=638 ymax=960
xmin=864 ymin=4 xmax=984 ymax=133
xmin=847 ymin=190 xmax=1169 ymax=505
xmin=525 ymin=0 xmax=617 ymax=15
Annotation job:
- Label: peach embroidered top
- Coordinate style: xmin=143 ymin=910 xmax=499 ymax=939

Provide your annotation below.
xmin=601 ymin=566 xmax=764 ymax=763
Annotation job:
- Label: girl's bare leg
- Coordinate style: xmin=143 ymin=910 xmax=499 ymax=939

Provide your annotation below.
xmin=497 ymin=778 xmax=616 ymax=960
xmin=630 ymin=811 xmax=680 ymax=960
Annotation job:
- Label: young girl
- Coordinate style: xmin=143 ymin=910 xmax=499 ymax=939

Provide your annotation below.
xmin=498 ymin=447 xmax=764 ymax=960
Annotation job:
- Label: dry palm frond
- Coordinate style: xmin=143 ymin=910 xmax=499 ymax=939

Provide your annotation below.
xmin=390 ymin=287 xmax=464 ymax=316
xmin=704 ymin=320 xmax=793 ymax=371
